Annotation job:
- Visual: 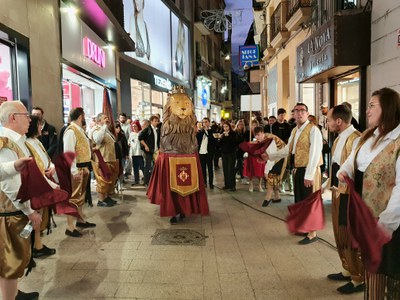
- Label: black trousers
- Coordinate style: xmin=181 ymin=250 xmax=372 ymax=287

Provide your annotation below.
xmin=144 ymin=152 xmax=154 ymax=185
xmin=199 ymin=153 xmax=214 ymax=186
xmin=293 ymin=167 xmax=313 ymax=203
xmin=222 ymin=152 xmax=236 ymax=189
xmin=132 ymin=155 xmax=144 ymax=184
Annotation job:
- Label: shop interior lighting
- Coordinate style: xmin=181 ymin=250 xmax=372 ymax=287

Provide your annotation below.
xmin=61 ymin=5 xmax=79 ymax=15
xmin=104 ymin=44 xmax=116 ymax=50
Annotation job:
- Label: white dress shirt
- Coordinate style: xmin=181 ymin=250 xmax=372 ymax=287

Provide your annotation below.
xmin=0 ymin=127 xmax=34 ymax=215
xmin=199 ymin=131 xmax=208 ymax=155
xmin=264 ymin=140 xmax=277 ymax=174
xmin=91 ymin=124 xmax=116 ymax=145
xmin=339 ymin=124 xmax=400 ymax=233
xmin=0 ymin=161 xmax=18 ymax=180
xmin=63 ymin=122 xmax=91 ymax=175
xmin=151 ymin=125 xmax=158 ymax=152
xmin=268 ymin=120 xmax=323 ymax=180
xmin=332 ymin=125 xmax=359 ymax=165
xmin=26 ymin=137 xmax=58 ymax=189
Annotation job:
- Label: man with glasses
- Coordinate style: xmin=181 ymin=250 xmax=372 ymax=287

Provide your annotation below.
xmin=265 ymin=102 xmax=323 ymax=244
xmin=0 ymin=101 xmax=42 ymax=300
xmin=196 ymin=117 xmax=216 ymax=189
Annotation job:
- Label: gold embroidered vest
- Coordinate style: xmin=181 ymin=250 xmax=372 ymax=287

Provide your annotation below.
xmin=25 ymin=140 xmax=50 ymax=175
xmin=91 ymin=126 xmax=116 ymax=162
xmin=331 ymin=130 xmax=361 ymax=193
xmin=354 ymin=131 xmax=400 ymax=217
xmin=289 ymin=123 xmax=323 ymax=168
xmin=65 ymin=125 xmax=91 ymax=163
xmin=0 ymin=137 xmax=26 ymax=213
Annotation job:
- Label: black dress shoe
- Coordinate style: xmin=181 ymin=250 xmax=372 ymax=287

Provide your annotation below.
xmin=105 ymin=197 xmax=117 ymax=205
xmin=15 ymin=290 xmax=39 ymax=300
xmin=33 ymin=245 xmax=56 ymax=258
xmin=170 ymin=217 xmax=178 ymax=225
xmin=262 ymin=200 xmax=272 ymax=207
xmin=65 ymin=229 xmax=82 ymax=237
xmin=272 ymin=198 xmax=282 ymax=203
xmin=97 ymin=201 xmax=113 ymax=207
xmin=327 ymin=272 xmax=351 ymax=281
xmin=337 ymin=282 xmax=365 ymax=294
xmin=76 ymin=221 xmax=96 ymax=228
xmin=298 ymin=236 xmax=318 ymax=245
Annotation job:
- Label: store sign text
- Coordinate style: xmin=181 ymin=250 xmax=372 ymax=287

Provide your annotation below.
xmin=154 ymin=75 xmax=172 ymax=90
xmin=83 ymin=37 xmax=106 ymax=68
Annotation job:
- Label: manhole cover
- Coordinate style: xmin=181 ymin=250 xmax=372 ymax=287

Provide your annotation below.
xmin=151 ymin=229 xmax=207 ymax=246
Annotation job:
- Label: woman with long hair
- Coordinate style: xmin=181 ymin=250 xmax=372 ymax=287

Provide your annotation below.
xmin=129 ymin=122 xmax=144 ymax=185
xmin=218 ymin=121 xmax=237 ymax=191
xmin=234 ymin=119 xmax=249 ymax=183
xmin=25 ymin=115 xmax=57 ymax=258
xmin=338 ymin=87 xmax=400 ymax=298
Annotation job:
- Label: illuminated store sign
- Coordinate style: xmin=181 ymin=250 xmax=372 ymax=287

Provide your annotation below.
xmin=83 ymin=37 xmax=105 ymax=68
xmin=154 ymin=75 xmax=172 ymax=90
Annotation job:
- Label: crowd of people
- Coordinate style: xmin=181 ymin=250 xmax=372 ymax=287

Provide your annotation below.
xmin=0 ymin=86 xmax=399 ymax=299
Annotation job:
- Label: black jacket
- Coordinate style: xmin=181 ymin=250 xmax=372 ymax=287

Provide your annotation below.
xmin=138 ymin=126 xmax=160 ymax=153
xmin=272 ymin=121 xmax=293 ymax=144
xmin=39 ymin=121 xmax=58 ymax=158
xmin=218 ymin=131 xmax=237 ymax=154
xmin=196 ymin=128 xmax=216 ymax=155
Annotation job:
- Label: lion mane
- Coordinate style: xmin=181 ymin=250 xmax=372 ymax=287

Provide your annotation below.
xmin=160 ymin=95 xmax=198 ymax=154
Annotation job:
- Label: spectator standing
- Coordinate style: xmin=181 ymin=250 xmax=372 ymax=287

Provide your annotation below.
xmin=118 ymin=113 xmax=132 ymax=178
xmin=197 ymin=117 xmax=216 ymax=189
xmin=129 ymin=122 xmax=144 ymax=185
xmin=32 ymin=106 xmax=58 ymax=159
xmin=217 ymin=121 xmax=237 ymax=191
xmin=234 ymin=119 xmax=249 ymax=183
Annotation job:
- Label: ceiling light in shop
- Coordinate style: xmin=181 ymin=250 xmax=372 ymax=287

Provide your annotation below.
xmin=104 ymin=44 xmax=116 ymax=51
xmin=61 ymin=5 xmax=79 ymax=15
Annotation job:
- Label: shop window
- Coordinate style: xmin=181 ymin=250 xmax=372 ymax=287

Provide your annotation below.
xmin=0 ymin=41 xmax=14 ymax=101
xmin=300 ymin=83 xmax=316 ymax=115
xmin=335 ymin=72 xmax=360 ymax=122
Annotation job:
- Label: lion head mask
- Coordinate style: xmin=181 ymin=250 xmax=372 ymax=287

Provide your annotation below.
xmin=160 ymin=87 xmax=198 ymax=154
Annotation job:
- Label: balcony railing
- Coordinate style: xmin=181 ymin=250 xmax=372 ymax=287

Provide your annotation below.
xmin=259 ymin=26 xmax=269 ymax=52
xmin=270 ymin=2 xmax=289 ymax=41
xmin=196 ymin=58 xmax=212 ymax=78
xmin=287 ymin=0 xmax=311 ymax=20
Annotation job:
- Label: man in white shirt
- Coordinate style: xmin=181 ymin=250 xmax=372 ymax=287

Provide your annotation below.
xmin=139 ymin=115 xmax=160 ymax=185
xmin=266 ymin=103 xmax=323 ymax=245
xmin=324 ymin=105 xmax=364 ymax=294
xmin=63 ymin=107 xmax=95 ymax=237
xmin=119 ymin=113 xmax=132 ymax=178
xmin=0 ymin=100 xmax=42 ymax=300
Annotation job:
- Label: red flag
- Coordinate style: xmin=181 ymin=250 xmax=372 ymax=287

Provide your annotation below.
xmin=286 ymin=190 xmax=325 ymax=234
xmin=17 ymin=158 xmax=69 ymax=210
xmin=344 ymin=177 xmax=391 ymax=273
xmin=93 ymin=149 xmax=112 ymax=181
xmin=52 ymin=152 xmax=80 ymax=218
xmin=102 ymin=87 xmax=115 ymax=136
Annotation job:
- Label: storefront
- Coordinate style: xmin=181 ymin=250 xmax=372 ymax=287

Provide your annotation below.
xmin=296 ymin=12 xmax=370 ymax=130
xmin=195 ymin=76 xmax=211 ymax=120
xmin=0 ymin=25 xmax=31 ymax=109
xmin=120 ymin=0 xmax=192 ymax=121
xmin=60 ymin=0 xmax=134 ymax=125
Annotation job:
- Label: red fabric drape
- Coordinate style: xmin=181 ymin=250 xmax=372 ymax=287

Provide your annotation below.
xmin=52 ymin=152 xmax=80 ymax=217
xmin=93 ymin=149 xmax=112 ymax=181
xmin=345 ymin=177 xmax=391 ymax=273
xmin=239 ymin=138 xmax=273 ymax=160
xmin=286 ymin=190 xmax=325 ymax=234
xmin=17 ymin=158 xmax=69 ymax=210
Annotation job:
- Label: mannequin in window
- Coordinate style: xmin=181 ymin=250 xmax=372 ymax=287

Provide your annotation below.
xmin=174 ymin=21 xmax=185 ymax=78
xmin=130 ymin=0 xmax=150 ymax=60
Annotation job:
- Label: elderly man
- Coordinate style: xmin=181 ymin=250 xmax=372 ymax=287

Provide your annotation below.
xmin=0 ymin=101 xmax=42 ymax=300
xmin=63 ymin=107 xmax=95 ymax=237
xmin=91 ymin=113 xmax=119 ymax=207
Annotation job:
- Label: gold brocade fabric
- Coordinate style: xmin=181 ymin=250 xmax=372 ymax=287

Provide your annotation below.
xmin=91 ymin=126 xmax=116 ymax=162
xmin=169 ymin=156 xmax=199 ymax=197
xmin=65 ymin=125 xmax=91 ymax=163
xmin=355 ymin=132 xmax=400 ymax=217
xmin=266 ymin=173 xmax=280 ymax=189
xmin=70 ymin=167 xmax=90 ymax=207
xmin=289 ymin=123 xmax=323 ymax=168
xmin=92 ymin=160 xmax=119 ymax=195
xmin=0 ymin=137 xmax=30 ymax=279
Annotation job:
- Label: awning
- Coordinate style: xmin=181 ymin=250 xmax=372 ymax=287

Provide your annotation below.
xmin=63 ymin=0 xmax=135 ymax=52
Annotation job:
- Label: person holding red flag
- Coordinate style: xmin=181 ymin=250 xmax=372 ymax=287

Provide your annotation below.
xmin=322 ymin=105 xmax=363 ymax=294
xmin=264 ymin=102 xmax=323 ymax=244
xmin=338 ymin=87 xmax=400 ymax=299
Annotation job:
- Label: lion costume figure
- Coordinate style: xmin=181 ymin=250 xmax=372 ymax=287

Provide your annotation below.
xmin=147 ymin=87 xmax=209 ymax=224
